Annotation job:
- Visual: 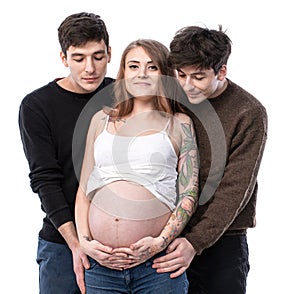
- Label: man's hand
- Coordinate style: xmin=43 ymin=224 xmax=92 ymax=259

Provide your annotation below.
xmin=152 ymin=237 xmax=196 ymax=278
xmin=72 ymin=244 xmax=90 ymax=294
xmin=57 ymin=221 xmax=90 ymax=293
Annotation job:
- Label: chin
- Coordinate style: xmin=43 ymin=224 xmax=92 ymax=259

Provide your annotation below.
xmin=82 ymin=83 xmax=101 ymax=93
xmin=188 ymin=96 xmax=207 ymax=104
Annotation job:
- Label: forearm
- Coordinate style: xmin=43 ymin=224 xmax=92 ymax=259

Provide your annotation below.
xmin=159 ymin=188 xmax=198 ymax=248
xmin=75 ymin=187 xmax=92 ymax=247
xmin=57 ymin=221 xmax=80 ymax=251
xmin=39 ymin=185 xmax=74 ymax=228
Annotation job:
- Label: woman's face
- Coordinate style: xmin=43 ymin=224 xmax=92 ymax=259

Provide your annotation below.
xmin=124 ymin=46 xmax=161 ymax=99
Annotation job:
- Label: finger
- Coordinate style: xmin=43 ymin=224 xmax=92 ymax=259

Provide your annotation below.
xmin=166 ymin=240 xmax=179 ymax=253
xmin=111 ymin=252 xmax=128 ymax=258
xmin=93 ymin=251 xmax=113 ymax=263
xmin=170 ymin=267 xmax=187 ymax=279
xmin=75 ymin=269 xmax=86 ymax=294
xmin=156 ymin=263 xmax=185 ymax=275
xmin=81 ymin=254 xmax=90 ymax=270
xmin=108 ymin=256 xmax=138 ymax=263
xmin=93 ymin=241 xmax=113 ymax=254
xmin=99 ymin=245 xmax=114 ymax=254
xmin=130 ymin=239 xmax=146 ymax=250
xmin=123 ymin=261 xmax=143 ymax=269
xmin=112 ymin=247 xmax=134 ymax=255
xmin=153 ymin=251 xmax=177 ymax=265
xmin=107 ymin=257 xmax=135 ymax=265
xmin=79 ymin=282 xmax=86 ymax=294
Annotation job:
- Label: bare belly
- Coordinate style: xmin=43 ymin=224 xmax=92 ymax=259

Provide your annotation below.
xmin=88 ymin=181 xmax=172 ymax=248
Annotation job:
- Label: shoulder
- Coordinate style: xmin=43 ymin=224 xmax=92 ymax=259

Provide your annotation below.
xmin=174 ymin=112 xmax=193 ymax=125
xmin=19 ymin=81 xmax=57 ymax=117
xmin=103 ymin=77 xmax=115 ymax=86
xmin=91 ymin=109 xmax=108 ymax=124
xmin=227 ymin=80 xmax=266 ymax=110
xmin=20 ymin=80 xmax=58 ymax=108
xmin=172 ymin=112 xmax=196 ymax=140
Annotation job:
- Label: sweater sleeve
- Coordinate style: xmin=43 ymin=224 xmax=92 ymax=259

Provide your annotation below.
xmin=18 ymin=101 xmax=73 ymax=229
xmin=185 ymin=105 xmax=268 ymax=254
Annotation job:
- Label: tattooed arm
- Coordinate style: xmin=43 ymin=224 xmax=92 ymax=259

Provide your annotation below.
xmin=111 ymin=113 xmax=199 ymax=266
xmin=155 ymin=113 xmax=199 ymax=249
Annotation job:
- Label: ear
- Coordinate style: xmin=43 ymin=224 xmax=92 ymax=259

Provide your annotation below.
xmin=217 ymin=65 xmax=227 ymax=81
xmin=107 ymin=46 xmax=112 ymax=63
xmin=60 ymin=51 xmax=69 ymax=68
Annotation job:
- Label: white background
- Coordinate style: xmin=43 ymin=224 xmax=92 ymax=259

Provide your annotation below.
xmin=1 ymin=0 xmax=299 ymax=293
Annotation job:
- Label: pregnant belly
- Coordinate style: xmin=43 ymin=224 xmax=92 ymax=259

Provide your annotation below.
xmin=88 ymin=181 xmax=172 ymax=248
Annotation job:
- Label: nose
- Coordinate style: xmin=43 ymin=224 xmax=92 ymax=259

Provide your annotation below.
xmin=85 ymin=58 xmax=95 ymax=73
xmin=138 ymin=65 xmax=148 ymax=78
xmin=180 ymin=75 xmax=194 ymax=90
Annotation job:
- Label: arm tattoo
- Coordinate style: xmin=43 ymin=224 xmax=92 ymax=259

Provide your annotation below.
xmin=83 ymin=235 xmax=92 ymax=242
xmin=178 ymin=122 xmax=198 ymax=188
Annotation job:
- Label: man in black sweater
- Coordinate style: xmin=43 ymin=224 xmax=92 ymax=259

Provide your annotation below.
xmin=18 ymin=12 xmax=114 ymax=294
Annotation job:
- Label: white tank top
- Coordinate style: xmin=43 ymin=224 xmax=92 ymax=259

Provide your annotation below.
xmin=86 ymin=115 xmax=179 ymax=210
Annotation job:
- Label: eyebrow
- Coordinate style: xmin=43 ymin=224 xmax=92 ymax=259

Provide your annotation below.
xmin=177 ymin=69 xmax=206 ymax=75
xmin=127 ymin=60 xmax=154 ymax=64
xmin=71 ymin=50 xmax=106 ymax=57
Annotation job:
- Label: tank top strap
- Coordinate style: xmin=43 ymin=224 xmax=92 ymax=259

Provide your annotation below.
xmin=104 ymin=114 xmax=110 ymax=130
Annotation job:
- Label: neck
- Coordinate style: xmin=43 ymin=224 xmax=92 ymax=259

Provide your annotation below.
xmin=130 ymin=97 xmax=156 ymax=116
xmin=210 ymin=79 xmax=228 ymax=99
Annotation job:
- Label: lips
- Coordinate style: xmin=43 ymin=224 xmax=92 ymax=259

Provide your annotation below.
xmin=133 ymin=82 xmax=152 ymax=86
xmin=187 ymin=92 xmax=201 ymax=98
xmin=83 ymin=77 xmax=99 ymax=82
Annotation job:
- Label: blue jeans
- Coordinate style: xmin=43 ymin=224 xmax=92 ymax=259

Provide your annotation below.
xmin=85 ymin=251 xmax=189 ymax=293
xmin=36 ymin=237 xmax=80 ymax=294
xmin=187 ymin=234 xmax=250 ymax=294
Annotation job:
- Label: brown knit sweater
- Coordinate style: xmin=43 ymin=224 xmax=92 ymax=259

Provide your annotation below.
xmin=182 ymin=79 xmax=268 ymax=255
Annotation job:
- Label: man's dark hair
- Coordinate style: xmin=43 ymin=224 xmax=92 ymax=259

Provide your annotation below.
xmin=58 ymin=12 xmax=109 ymax=56
xmin=169 ymin=25 xmax=232 ymax=74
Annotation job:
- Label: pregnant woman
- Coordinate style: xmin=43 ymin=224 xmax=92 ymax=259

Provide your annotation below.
xmin=75 ymin=39 xmax=199 ymax=293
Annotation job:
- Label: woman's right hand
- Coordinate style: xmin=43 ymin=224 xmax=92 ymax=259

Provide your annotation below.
xmin=80 ymin=237 xmax=134 ymax=270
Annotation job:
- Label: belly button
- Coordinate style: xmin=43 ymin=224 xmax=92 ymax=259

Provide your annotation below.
xmin=115 ymin=218 xmax=119 ymax=222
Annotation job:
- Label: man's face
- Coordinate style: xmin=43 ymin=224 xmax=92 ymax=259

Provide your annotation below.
xmin=61 ymin=40 xmax=111 ymax=93
xmin=176 ymin=65 xmax=226 ymax=104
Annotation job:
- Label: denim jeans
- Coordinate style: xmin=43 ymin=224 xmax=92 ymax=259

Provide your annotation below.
xmin=85 ymin=251 xmax=189 ymax=293
xmin=187 ymin=234 xmax=250 ymax=294
xmin=36 ymin=237 xmax=80 ymax=294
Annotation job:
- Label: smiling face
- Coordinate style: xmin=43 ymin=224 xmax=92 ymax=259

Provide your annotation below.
xmin=176 ymin=64 xmax=227 ymax=104
xmin=124 ymin=46 xmax=161 ymax=100
xmin=60 ymin=40 xmax=111 ymax=93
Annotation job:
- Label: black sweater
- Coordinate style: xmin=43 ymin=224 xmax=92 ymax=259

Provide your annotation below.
xmin=18 ymin=78 xmax=114 ymax=243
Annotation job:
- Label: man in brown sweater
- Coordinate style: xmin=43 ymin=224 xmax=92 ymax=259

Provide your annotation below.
xmin=153 ymin=25 xmax=268 ymax=294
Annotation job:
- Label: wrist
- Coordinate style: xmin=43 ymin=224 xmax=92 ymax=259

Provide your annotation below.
xmin=158 ymin=235 xmax=169 ymax=250
xmin=79 ymin=234 xmax=92 ymax=246
xmin=82 ymin=235 xmax=92 ymax=242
